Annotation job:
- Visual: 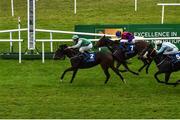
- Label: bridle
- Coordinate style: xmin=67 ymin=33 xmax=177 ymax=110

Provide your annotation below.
xmin=145 ymin=48 xmax=156 ymax=64
xmin=147 ymin=48 xmax=168 ymax=67
xmin=148 ymin=48 xmax=156 ymax=59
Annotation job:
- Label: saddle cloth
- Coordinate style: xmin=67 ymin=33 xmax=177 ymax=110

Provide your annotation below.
xmin=81 ymin=53 xmax=96 ymax=63
xmin=119 ymin=43 xmax=135 ymax=54
xmin=170 ymin=52 xmax=180 ymax=64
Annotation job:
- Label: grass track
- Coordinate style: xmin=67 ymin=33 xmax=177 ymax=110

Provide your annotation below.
xmin=0 ymin=58 xmax=179 ymax=118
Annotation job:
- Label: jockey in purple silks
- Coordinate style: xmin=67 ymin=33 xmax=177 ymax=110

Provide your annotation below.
xmin=116 ymin=31 xmax=135 ymax=52
xmin=116 ymin=31 xmax=134 ymax=43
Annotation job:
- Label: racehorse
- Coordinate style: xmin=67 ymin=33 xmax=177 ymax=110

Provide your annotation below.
xmin=53 ymin=44 xmax=125 ymax=84
xmin=139 ymin=45 xmax=180 ymax=86
xmin=96 ymin=36 xmax=151 ymax=74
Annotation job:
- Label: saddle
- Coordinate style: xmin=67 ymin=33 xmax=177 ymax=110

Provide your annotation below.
xmin=78 ymin=52 xmax=96 ymax=63
xmin=119 ymin=42 xmax=135 ymax=55
xmin=168 ymin=52 xmax=180 ymax=64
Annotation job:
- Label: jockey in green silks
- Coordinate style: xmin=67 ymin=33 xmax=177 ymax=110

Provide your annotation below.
xmin=68 ymin=35 xmax=93 ymax=59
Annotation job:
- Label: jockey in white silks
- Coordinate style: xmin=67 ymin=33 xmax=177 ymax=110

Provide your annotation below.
xmin=156 ymin=41 xmax=179 ymax=55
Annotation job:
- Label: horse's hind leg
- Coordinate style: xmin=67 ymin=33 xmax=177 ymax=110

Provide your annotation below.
xmin=122 ymin=62 xmax=139 ymax=75
xmin=70 ymin=69 xmax=78 ymax=83
xmin=100 ymin=65 xmax=110 ymax=84
xmin=164 ymin=72 xmax=178 ymax=86
xmin=110 ymin=66 xmax=125 ymax=83
xmin=104 ymin=68 xmax=110 ymax=84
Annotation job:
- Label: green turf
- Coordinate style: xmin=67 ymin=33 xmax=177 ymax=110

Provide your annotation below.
xmin=0 ymin=59 xmax=179 ymax=119
xmin=0 ymin=0 xmax=180 ymax=119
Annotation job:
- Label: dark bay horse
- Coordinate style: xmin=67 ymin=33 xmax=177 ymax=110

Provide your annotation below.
xmin=53 ymin=44 xmax=125 ymax=84
xmin=96 ymin=36 xmax=151 ymax=74
xmin=140 ymin=45 xmax=180 ymax=86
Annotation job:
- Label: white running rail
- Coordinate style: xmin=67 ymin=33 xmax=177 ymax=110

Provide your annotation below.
xmin=0 ymin=26 xmax=27 ymax=63
xmin=0 ymin=28 xmax=27 ymax=53
xmin=36 ymin=29 xmax=116 ymax=53
xmin=157 ymin=3 xmax=180 ymax=24
xmin=36 ymin=37 xmax=180 ymax=63
xmin=0 ymin=39 xmax=23 ymax=63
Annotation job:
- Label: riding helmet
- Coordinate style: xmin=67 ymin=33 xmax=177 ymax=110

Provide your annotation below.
xmin=116 ymin=31 xmax=121 ymax=38
xmin=72 ymin=35 xmax=79 ymax=40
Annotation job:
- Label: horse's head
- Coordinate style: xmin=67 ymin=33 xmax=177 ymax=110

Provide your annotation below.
xmin=53 ymin=44 xmax=68 ymax=60
xmin=96 ymin=36 xmax=113 ymax=47
xmin=139 ymin=43 xmax=156 ymax=61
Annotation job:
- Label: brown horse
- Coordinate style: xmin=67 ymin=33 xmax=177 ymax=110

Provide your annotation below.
xmin=96 ymin=36 xmax=151 ymax=74
xmin=53 ymin=44 xmax=125 ymax=84
xmin=139 ymin=45 xmax=180 ymax=86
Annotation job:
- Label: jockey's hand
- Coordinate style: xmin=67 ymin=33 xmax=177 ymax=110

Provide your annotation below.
xmin=68 ymin=47 xmax=72 ymax=49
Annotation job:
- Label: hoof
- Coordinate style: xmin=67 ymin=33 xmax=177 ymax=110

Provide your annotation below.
xmin=123 ymin=79 xmax=127 ymax=84
xmin=135 ymin=73 xmax=139 ymax=76
xmin=60 ymin=79 xmax=63 ymax=83
xmin=174 ymin=80 xmax=180 ymax=87
xmin=119 ymin=69 xmax=128 ymax=72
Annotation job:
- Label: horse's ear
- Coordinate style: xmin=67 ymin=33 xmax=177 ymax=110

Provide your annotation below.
xmin=59 ymin=44 xmax=67 ymax=49
xmin=64 ymin=44 xmax=68 ymax=48
xmin=59 ymin=45 xmax=62 ymax=48
xmin=99 ymin=35 xmax=105 ymax=40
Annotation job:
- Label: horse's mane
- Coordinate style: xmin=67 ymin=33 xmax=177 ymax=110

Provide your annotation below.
xmin=59 ymin=44 xmax=68 ymax=50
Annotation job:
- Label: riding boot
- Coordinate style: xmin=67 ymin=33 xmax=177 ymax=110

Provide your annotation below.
xmin=121 ymin=46 xmax=126 ymax=53
xmin=77 ymin=53 xmax=84 ymax=60
xmin=163 ymin=54 xmax=168 ymax=59
xmin=124 ymin=52 xmax=128 ymax=58
xmin=83 ymin=52 xmax=89 ymax=61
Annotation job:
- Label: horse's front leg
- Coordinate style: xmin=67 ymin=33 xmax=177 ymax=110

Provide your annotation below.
xmin=138 ymin=63 xmax=147 ymax=73
xmin=175 ymin=80 xmax=180 ymax=87
xmin=110 ymin=65 xmax=125 ymax=83
xmin=116 ymin=62 xmax=121 ymax=69
xmin=145 ymin=60 xmax=153 ymax=74
xmin=138 ymin=59 xmax=149 ymax=73
xmin=145 ymin=63 xmax=151 ymax=74
xmin=116 ymin=62 xmax=128 ymax=72
xmin=154 ymin=71 xmax=165 ymax=84
xmin=122 ymin=62 xmax=139 ymax=75
xmin=61 ymin=67 xmax=74 ymax=81
xmin=70 ymin=69 xmax=78 ymax=83
xmin=164 ymin=72 xmax=178 ymax=86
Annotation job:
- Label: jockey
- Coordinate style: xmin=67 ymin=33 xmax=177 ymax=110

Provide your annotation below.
xmin=156 ymin=41 xmax=179 ymax=55
xmin=116 ymin=31 xmax=135 ymax=43
xmin=116 ymin=31 xmax=135 ymax=52
xmin=68 ymin=35 xmax=93 ymax=59
xmin=143 ymin=41 xmax=179 ymax=59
